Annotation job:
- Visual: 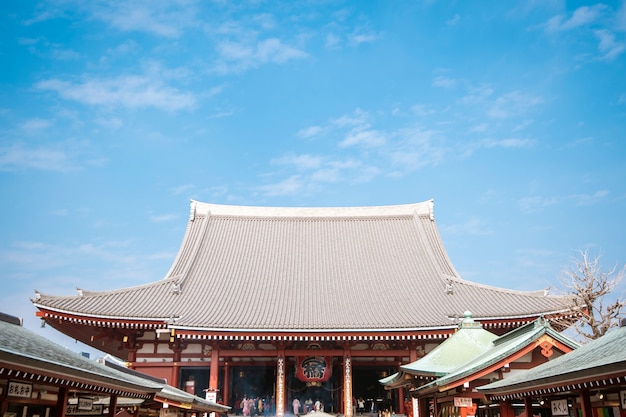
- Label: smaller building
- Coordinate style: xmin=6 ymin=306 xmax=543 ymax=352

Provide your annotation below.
xmin=0 ymin=312 xmax=229 ymax=417
xmin=478 ymin=319 xmax=626 ymax=417
xmin=382 ymin=312 xmax=580 ymax=417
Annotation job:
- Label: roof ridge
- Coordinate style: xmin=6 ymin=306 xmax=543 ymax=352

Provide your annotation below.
xmin=190 ymin=199 xmax=435 ymax=219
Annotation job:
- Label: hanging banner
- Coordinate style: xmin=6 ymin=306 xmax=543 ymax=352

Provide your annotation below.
xmin=295 ymin=356 xmax=332 ymax=383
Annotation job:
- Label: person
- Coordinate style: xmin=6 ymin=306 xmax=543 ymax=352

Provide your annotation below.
xmin=293 ymin=398 xmax=301 ymax=415
xmin=305 ymin=398 xmax=313 ymax=414
xmin=242 ymin=397 xmax=250 ymax=417
xmin=263 ymin=398 xmax=270 ymax=417
xmin=314 ymin=399 xmax=322 ymax=412
xmin=358 ymin=398 xmax=365 ymax=415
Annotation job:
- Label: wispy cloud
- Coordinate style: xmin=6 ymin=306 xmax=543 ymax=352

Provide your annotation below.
xmin=446 ymin=14 xmax=460 ymax=26
xmin=0 ymin=142 xmax=74 ymax=172
xmin=348 ymin=29 xmax=380 ymax=46
xmin=339 ymin=128 xmax=387 ymax=148
xmin=149 ymin=213 xmax=178 ymax=223
xmin=488 ymin=91 xmax=543 ymax=119
xmin=36 ymin=74 xmax=196 ymax=111
xmin=432 ymin=75 xmax=457 ymax=89
xmin=90 ymin=1 xmax=199 ymax=37
xmin=256 ymin=175 xmax=304 ymax=196
xmin=21 ymin=118 xmax=52 ymax=132
xmin=297 ymin=125 xmax=327 ymax=139
xmin=543 ymin=4 xmax=607 ymax=32
xmin=444 ymin=218 xmax=493 ymax=236
xmin=271 ymin=154 xmax=323 ymax=170
xmin=518 ymin=189 xmax=609 ymax=213
xmin=479 ymin=138 xmax=536 ymax=148
xmin=594 ymin=29 xmax=626 ymax=60
xmin=213 ymin=38 xmax=308 ymax=74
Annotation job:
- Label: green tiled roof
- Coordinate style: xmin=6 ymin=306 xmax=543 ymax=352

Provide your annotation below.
xmin=478 ymin=324 xmax=626 ymax=396
xmin=401 ymin=312 xmax=498 ymax=377
xmin=429 ymin=317 xmax=578 ymax=389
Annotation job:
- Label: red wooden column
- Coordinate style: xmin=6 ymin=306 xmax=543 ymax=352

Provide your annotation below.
xmin=344 ymin=353 xmax=353 ymax=417
xmin=108 ymin=395 xmax=118 ymax=417
xmin=579 ymin=389 xmax=593 ymax=417
xmin=209 ymin=344 xmax=220 ymax=391
xmin=523 ymin=396 xmax=533 ymax=417
xmin=56 ymin=387 xmax=69 ymax=417
xmin=398 ymin=387 xmax=405 ymax=415
xmin=499 ymin=400 xmax=515 ymax=417
xmin=223 ymin=361 xmax=230 ymax=406
xmin=276 ymin=351 xmax=286 ymax=417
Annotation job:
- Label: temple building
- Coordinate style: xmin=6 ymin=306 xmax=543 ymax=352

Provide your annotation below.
xmin=380 ymin=312 xmax=581 ymax=417
xmin=32 ymin=200 xmax=576 ymax=417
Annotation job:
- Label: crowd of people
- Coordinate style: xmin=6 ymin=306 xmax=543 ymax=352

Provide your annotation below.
xmin=232 ymin=396 xmax=328 ymax=417
xmin=235 ymin=396 xmax=275 ymax=417
xmin=231 ymin=395 xmax=395 ymax=417
xmin=292 ymin=397 xmax=324 ymax=415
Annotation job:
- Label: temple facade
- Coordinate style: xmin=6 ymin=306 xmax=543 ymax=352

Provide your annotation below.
xmin=32 ymin=200 xmax=575 ymax=417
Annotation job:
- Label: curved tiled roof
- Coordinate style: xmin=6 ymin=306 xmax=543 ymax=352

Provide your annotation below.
xmin=33 ymin=200 xmax=571 ymax=332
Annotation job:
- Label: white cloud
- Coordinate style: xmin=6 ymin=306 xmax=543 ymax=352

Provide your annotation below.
xmin=569 ymin=189 xmax=610 ymax=205
xmin=488 ymin=91 xmax=543 ymax=118
xmin=518 ymin=195 xmax=559 ymax=213
xmin=594 ymin=29 xmax=626 ymax=60
xmin=348 ymin=30 xmax=379 ymax=46
xmin=443 ymin=218 xmax=493 ymax=236
xmin=149 ymin=214 xmax=178 ymax=223
xmin=331 ymin=108 xmax=370 ymax=128
xmin=215 ymin=38 xmax=307 ymax=73
xmin=446 ymin=14 xmax=460 ymax=26
xmin=544 ymin=4 xmax=607 ymax=32
xmin=271 ymin=154 xmax=323 ymax=170
xmin=297 ymin=125 xmax=326 ymax=139
xmin=325 ymin=33 xmax=341 ymax=49
xmin=256 ymin=175 xmax=303 ymax=196
xmin=90 ymin=1 xmax=197 ymax=38
xmin=339 ymin=128 xmax=386 ymax=148
xmin=36 ymin=75 xmax=196 ymax=111
xmin=21 ymin=118 xmax=52 ymax=132
xmin=432 ymin=75 xmax=456 ymax=89
xmin=480 ymin=138 xmax=536 ymax=148
xmin=469 ymin=123 xmax=489 ymax=133
xmin=0 ymin=143 xmax=74 ymax=172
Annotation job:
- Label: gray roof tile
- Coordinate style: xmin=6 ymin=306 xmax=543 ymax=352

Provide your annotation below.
xmin=34 ymin=200 xmax=572 ymax=332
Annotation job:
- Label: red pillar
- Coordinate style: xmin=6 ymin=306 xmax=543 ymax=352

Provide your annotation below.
xmin=579 ymin=389 xmax=593 ymax=417
xmin=209 ymin=345 xmax=219 ymax=391
xmin=499 ymin=400 xmax=515 ymax=417
xmin=276 ymin=351 xmax=286 ymax=417
xmin=344 ymin=354 xmax=353 ymax=417
xmin=57 ymin=387 xmax=69 ymax=417
xmin=223 ymin=361 xmax=231 ymax=406
xmin=524 ymin=396 xmax=533 ymax=417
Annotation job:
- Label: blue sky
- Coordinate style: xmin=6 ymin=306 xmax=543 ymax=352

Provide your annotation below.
xmin=1 ymin=0 xmax=625 ymax=357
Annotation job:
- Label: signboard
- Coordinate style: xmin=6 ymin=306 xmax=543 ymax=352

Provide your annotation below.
xmin=295 ymin=356 xmax=332 ymax=383
xmin=551 ymin=399 xmax=568 ymax=416
xmin=454 ymin=398 xmax=473 ymax=408
xmin=66 ymin=404 xmax=104 ymax=416
xmin=7 ymin=381 xmax=32 ymax=398
xmin=620 ymin=390 xmax=626 ymax=410
xmin=78 ymin=397 xmax=94 ymax=411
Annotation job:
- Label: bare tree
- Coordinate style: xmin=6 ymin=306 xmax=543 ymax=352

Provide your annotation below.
xmin=559 ymin=249 xmax=625 ymax=341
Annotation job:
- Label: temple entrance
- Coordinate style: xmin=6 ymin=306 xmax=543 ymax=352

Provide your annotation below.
xmin=286 ymin=377 xmax=338 ymax=414
xmin=231 ymin=365 xmax=277 ymax=414
xmin=352 ymin=366 xmax=398 ymax=415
